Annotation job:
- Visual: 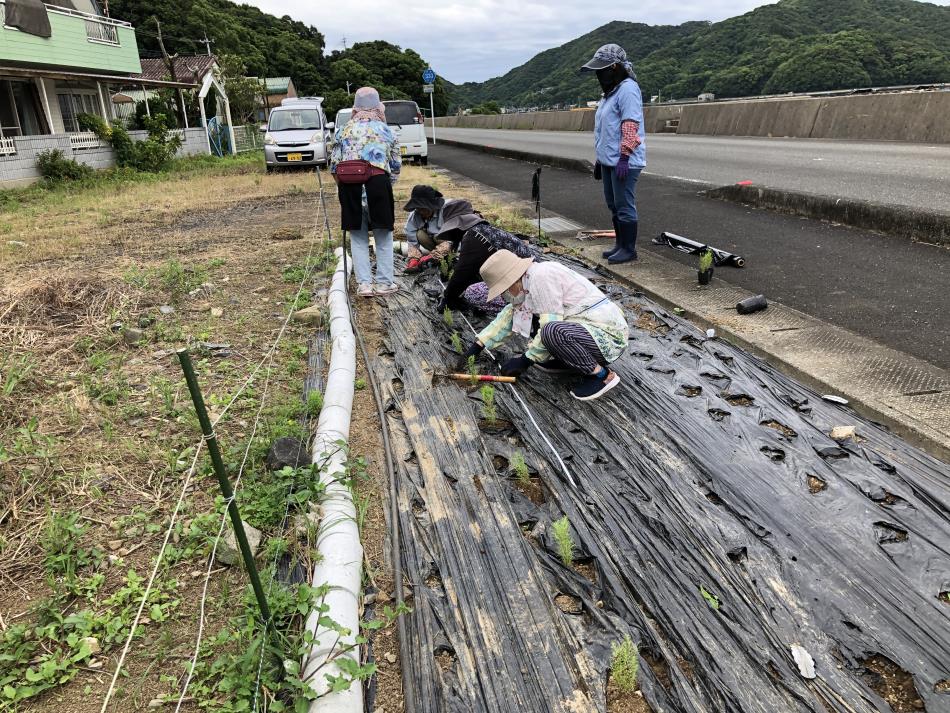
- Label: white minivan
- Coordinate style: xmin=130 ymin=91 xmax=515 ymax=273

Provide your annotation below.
xmin=334 ymin=100 xmax=429 ymax=165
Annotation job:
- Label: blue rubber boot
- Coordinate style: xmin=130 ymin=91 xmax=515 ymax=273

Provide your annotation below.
xmin=602 ymin=217 xmax=621 ymax=260
xmin=607 ymin=221 xmax=638 ymax=265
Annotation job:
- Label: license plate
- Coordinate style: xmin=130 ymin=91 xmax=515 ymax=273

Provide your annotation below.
xmin=287 ymin=153 xmax=302 ymax=162
xmin=400 ymin=146 xmax=408 ymax=156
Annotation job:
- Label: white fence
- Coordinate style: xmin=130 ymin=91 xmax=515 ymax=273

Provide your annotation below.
xmin=68 ymin=132 xmax=102 ymax=150
xmin=0 ymin=137 xmax=16 ymax=156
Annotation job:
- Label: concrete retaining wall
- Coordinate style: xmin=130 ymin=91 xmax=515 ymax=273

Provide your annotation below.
xmin=0 ymin=127 xmax=210 ymax=188
xmin=436 ymin=92 xmax=950 ymax=143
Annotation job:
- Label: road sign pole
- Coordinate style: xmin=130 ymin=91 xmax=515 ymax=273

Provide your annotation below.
xmin=422 ymin=68 xmax=437 ymax=145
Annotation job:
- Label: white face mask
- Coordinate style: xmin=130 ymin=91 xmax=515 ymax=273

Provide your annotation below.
xmin=505 ymin=289 xmax=525 ymax=305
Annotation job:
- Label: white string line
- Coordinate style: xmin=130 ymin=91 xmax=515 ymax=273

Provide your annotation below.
xmin=251 ymin=171 xmax=338 ymax=712
xmin=173 ymin=341 xmax=277 ymax=711
xmin=439 ymin=277 xmax=578 ymax=488
xmin=210 ymin=190 xmax=328 ymax=429
xmin=176 ymin=172 xmax=331 ymax=712
xmin=99 ymin=441 xmax=205 ymax=713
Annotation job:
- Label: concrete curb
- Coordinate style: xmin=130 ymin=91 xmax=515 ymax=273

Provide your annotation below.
xmin=705 ymin=184 xmax=950 ymax=246
xmin=436 ymin=138 xmax=594 ymax=174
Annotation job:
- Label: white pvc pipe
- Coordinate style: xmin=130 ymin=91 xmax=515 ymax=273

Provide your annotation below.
xmin=303 ymin=248 xmax=363 ymax=712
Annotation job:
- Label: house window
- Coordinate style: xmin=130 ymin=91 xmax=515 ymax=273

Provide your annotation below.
xmin=1 ymin=79 xmax=47 ymax=137
xmin=57 ymin=91 xmax=101 ymax=132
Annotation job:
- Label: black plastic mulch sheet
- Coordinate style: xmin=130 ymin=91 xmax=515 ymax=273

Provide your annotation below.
xmin=376 ymin=257 xmax=950 ymax=713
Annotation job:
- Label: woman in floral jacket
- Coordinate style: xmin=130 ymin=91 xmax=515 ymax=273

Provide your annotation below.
xmin=330 ymin=87 xmax=401 ymax=296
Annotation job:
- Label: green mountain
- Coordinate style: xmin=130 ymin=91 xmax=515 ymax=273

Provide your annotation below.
xmin=451 ymin=0 xmax=950 ymax=109
xmin=449 ymin=20 xmax=705 ymax=109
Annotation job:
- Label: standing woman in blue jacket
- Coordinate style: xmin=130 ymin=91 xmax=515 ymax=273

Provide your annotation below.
xmin=582 ymin=44 xmax=646 ymax=265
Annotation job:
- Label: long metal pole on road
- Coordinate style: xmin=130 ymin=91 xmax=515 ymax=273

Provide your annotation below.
xmin=430 ymin=91 xmax=437 ymax=145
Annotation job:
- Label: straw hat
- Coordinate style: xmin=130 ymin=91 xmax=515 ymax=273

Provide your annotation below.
xmin=480 ymin=249 xmax=533 ymax=302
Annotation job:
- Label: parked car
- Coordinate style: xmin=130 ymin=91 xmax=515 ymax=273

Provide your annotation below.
xmin=263 ymin=98 xmax=332 ymax=172
xmin=333 ymin=101 xmax=428 ymax=165
xmin=384 ymin=100 xmax=428 ymax=165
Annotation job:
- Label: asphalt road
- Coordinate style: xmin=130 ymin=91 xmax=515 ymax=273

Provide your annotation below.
xmin=428 ymin=143 xmax=950 ymax=370
xmin=429 ymin=128 xmax=950 ymax=215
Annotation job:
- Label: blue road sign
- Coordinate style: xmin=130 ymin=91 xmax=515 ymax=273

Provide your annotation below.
xmin=422 ymin=68 xmax=436 ymax=84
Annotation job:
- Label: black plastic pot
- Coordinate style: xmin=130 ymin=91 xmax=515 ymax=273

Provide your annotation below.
xmin=698 ymin=268 xmax=714 ymax=285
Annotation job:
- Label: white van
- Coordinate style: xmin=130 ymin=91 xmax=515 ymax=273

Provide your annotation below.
xmin=263 ymin=98 xmax=330 ymax=172
xmin=333 ymin=101 xmax=428 ymax=165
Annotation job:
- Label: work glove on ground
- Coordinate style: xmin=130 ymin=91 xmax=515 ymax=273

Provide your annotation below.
xmin=615 ymin=154 xmax=630 ymax=181
xmin=501 ymin=354 xmax=533 ymax=377
xmin=593 ymin=162 xmax=602 ymax=181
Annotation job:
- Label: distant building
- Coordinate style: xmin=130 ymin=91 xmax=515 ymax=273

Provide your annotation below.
xmin=255 ymin=77 xmax=297 ymax=121
xmin=698 ymin=93 xmax=716 ymax=102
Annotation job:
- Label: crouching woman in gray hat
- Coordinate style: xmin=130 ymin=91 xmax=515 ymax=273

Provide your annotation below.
xmin=460 ymin=250 xmax=629 ymax=401
xmin=581 ymin=43 xmax=646 ymax=265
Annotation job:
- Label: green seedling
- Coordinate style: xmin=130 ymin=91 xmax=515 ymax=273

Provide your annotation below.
xmin=307 ymin=390 xmax=324 ymax=417
xmin=552 ymin=516 xmax=575 ymax=567
xmin=700 ymin=585 xmax=720 ymax=610
xmin=480 ymin=384 xmax=497 ymax=423
xmin=467 ymin=355 xmax=479 ymax=385
xmin=443 ymin=307 xmax=454 ymax=327
xmin=511 ymin=451 xmax=530 ymax=487
xmin=439 ymin=256 xmax=452 ymax=279
xmin=451 ymin=331 xmax=464 ymax=354
xmin=0 ymin=353 xmax=35 ymax=396
xmin=699 ymin=248 xmax=714 ymax=273
xmin=610 ymin=635 xmax=640 ymax=694
xmin=355 ymin=378 xmax=366 ymax=391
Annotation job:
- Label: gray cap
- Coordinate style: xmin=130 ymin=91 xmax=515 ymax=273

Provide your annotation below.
xmin=581 ymin=43 xmax=628 ymax=71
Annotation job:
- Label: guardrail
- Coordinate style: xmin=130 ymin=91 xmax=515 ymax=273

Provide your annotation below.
xmin=0 ymin=136 xmax=16 ymax=156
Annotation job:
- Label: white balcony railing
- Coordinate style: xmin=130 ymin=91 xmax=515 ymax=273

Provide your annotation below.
xmin=0 ymin=137 xmax=16 ymax=156
xmin=69 ymin=132 xmax=101 ymax=150
xmin=84 ymin=17 xmax=118 ymax=44
xmin=0 ymin=2 xmax=129 ymax=44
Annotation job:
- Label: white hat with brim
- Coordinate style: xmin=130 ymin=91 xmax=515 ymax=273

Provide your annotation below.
xmin=481 ymin=249 xmax=534 ymax=302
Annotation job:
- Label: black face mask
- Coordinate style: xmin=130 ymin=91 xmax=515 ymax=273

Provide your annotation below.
xmin=596 ymin=65 xmax=626 ymax=95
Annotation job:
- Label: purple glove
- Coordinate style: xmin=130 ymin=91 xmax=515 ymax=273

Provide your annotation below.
xmin=615 ymin=154 xmax=630 ymax=181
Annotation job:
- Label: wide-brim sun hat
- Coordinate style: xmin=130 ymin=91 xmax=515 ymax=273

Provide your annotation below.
xmin=436 ymin=199 xmax=485 ymax=235
xmin=581 ymin=43 xmax=628 ymax=71
xmin=481 ymin=249 xmax=534 ymax=302
xmin=403 ymin=184 xmax=444 ymax=213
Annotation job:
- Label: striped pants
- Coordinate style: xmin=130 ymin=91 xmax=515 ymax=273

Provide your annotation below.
xmin=540 ymin=321 xmax=606 ymax=374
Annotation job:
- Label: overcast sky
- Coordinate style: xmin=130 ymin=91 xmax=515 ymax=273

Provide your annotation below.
xmin=243 ymin=0 xmax=950 ymax=83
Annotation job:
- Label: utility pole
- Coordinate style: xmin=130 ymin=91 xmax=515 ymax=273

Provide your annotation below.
xmin=199 ymin=33 xmax=213 ymax=57
xmin=153 ymin=17 xmax=188 ymax=129
xmin=346 ymin=80 xmax=351 ymax=96
xmin=341 ymin=36 xmax=347 ymax=51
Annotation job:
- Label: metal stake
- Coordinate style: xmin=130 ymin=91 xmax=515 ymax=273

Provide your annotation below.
xmin=177 ymin=348 xmax=273 ymax=627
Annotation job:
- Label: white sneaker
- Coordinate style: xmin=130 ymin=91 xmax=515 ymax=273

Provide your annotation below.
xmin=357 ymin=283 xmax=374 ymax=297
xmin=374 ymin=283 xmax=400 ymax=296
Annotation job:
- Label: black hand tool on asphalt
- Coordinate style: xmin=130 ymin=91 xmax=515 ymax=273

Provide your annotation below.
xmin=652 ymin=231 xmax=746 ymax=268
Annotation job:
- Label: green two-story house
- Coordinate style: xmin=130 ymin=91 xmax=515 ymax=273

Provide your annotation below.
xmin=0 ymin=0 xmax=205 ymax=185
